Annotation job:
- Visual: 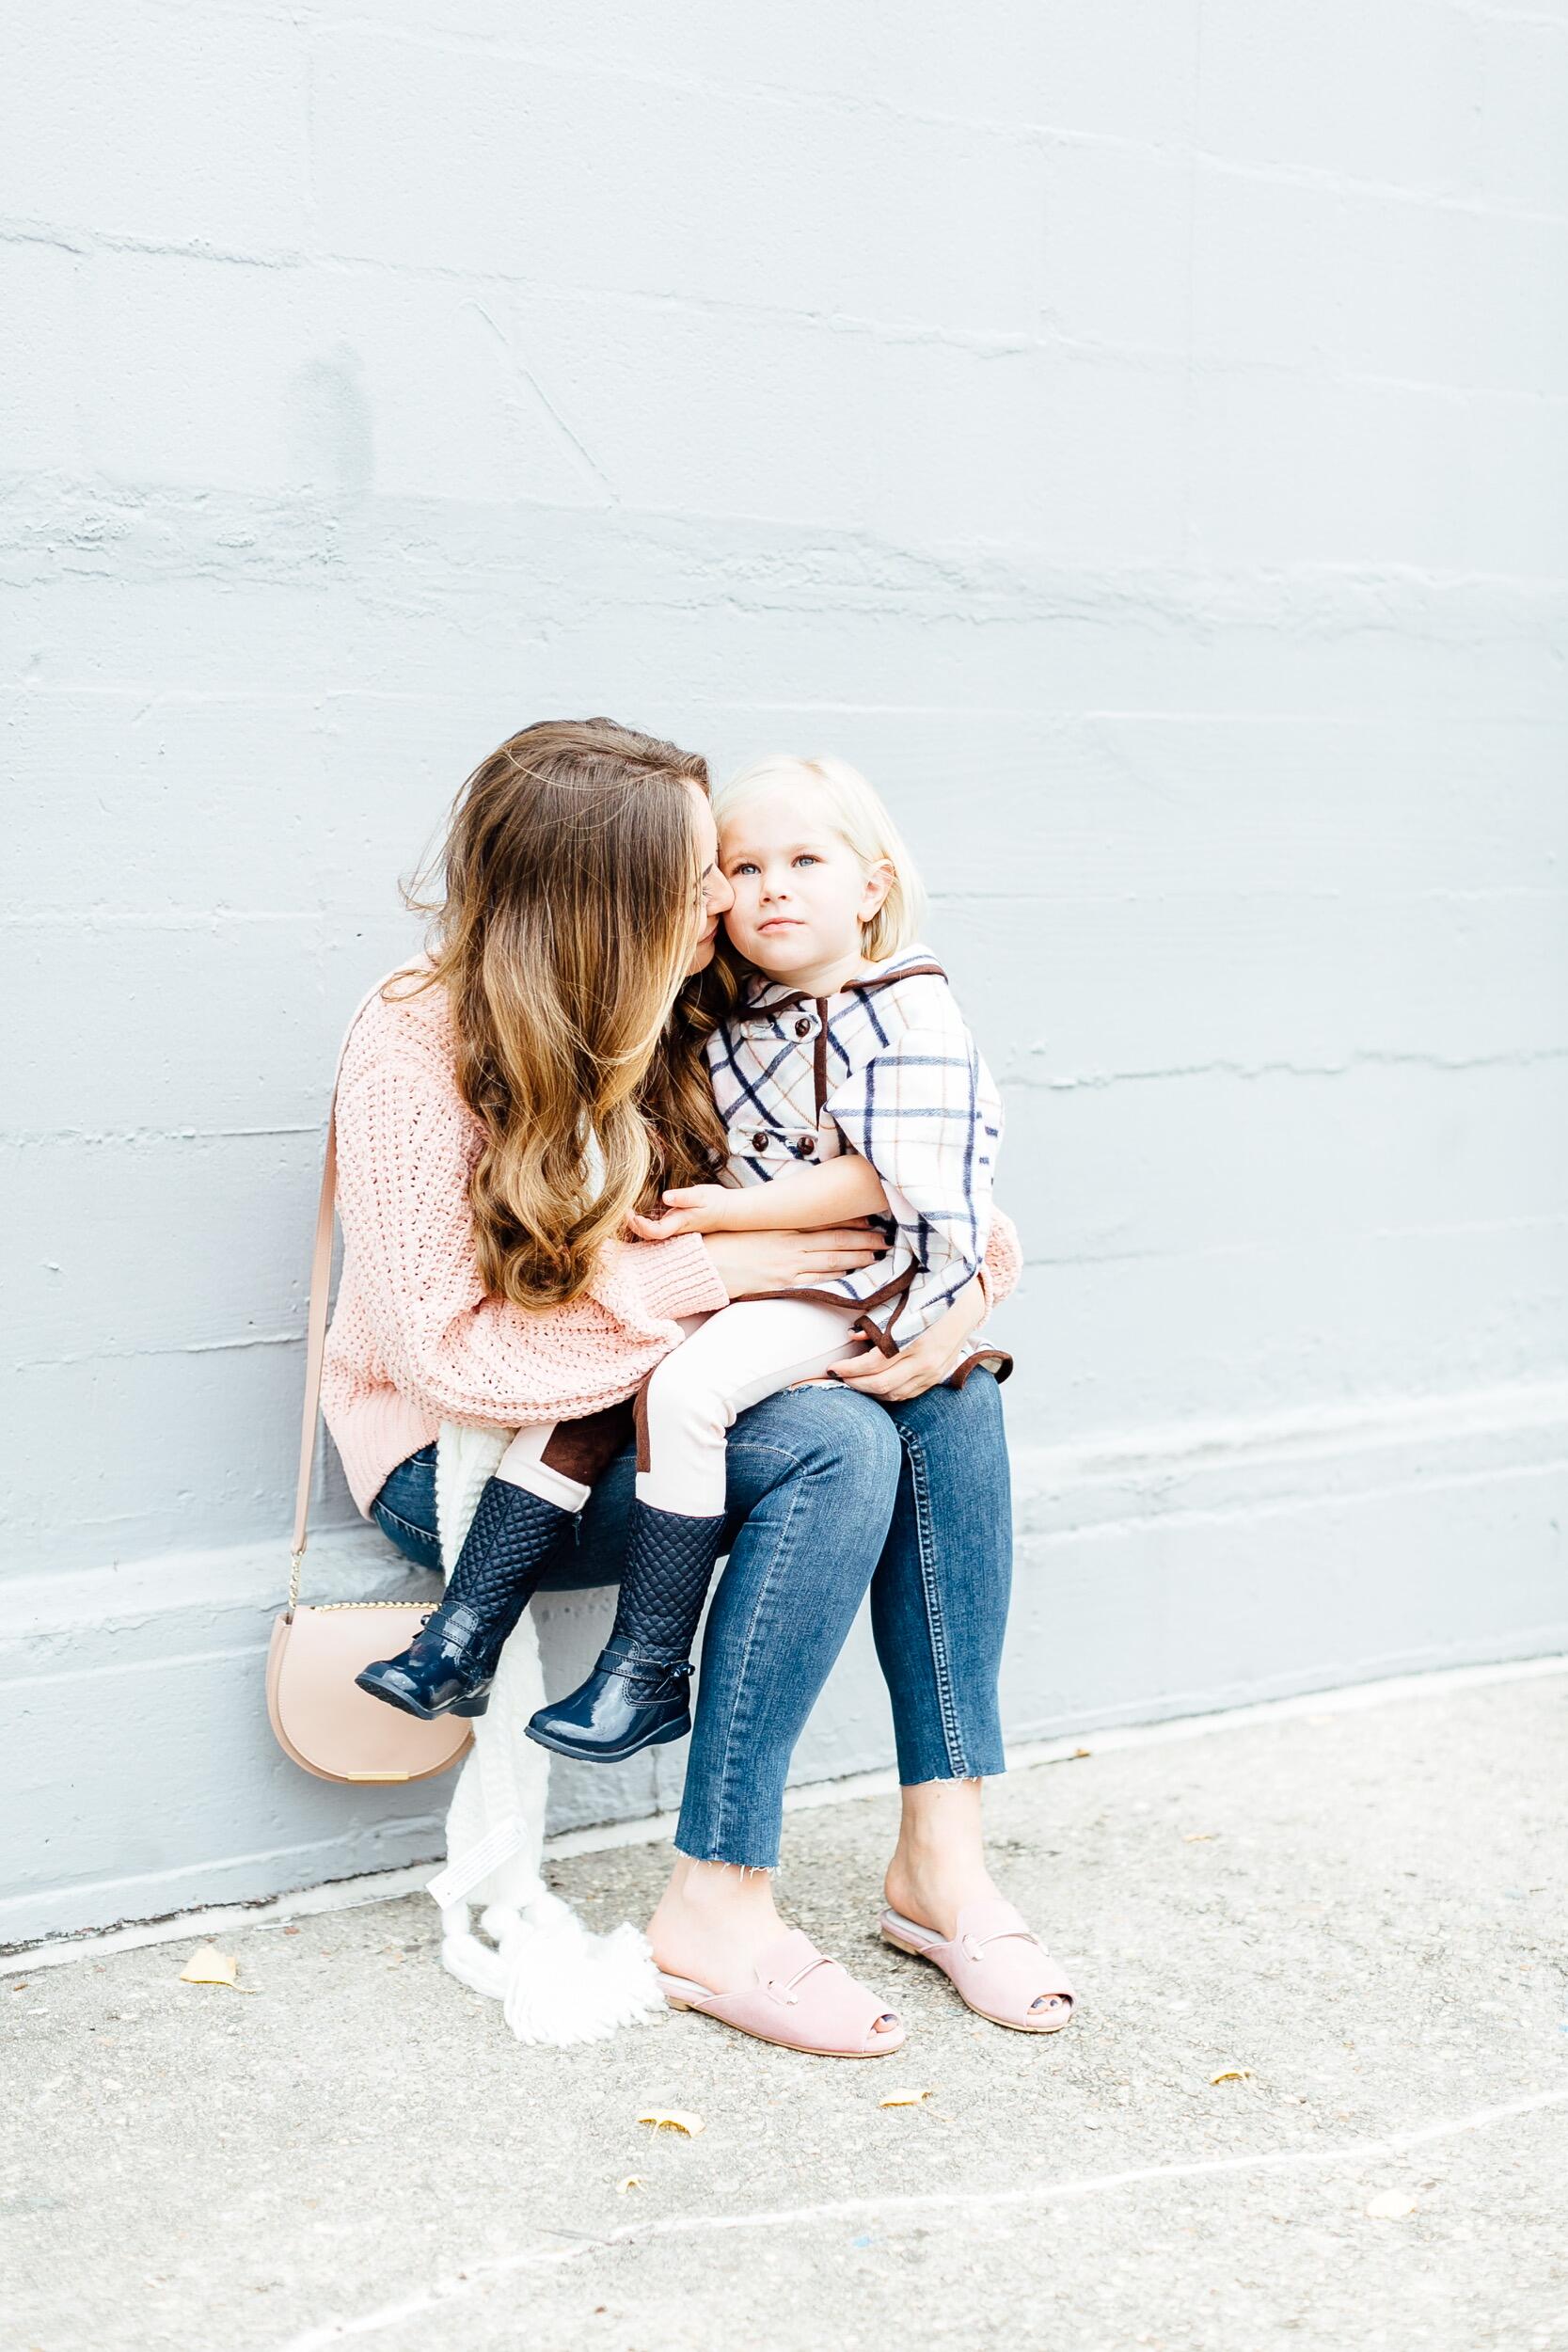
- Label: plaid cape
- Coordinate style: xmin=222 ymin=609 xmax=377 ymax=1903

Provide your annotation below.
xmin=706 ymin=944 xmax=1003 ymax=1348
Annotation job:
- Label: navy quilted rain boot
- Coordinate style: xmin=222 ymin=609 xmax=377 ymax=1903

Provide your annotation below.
xmin=357 ymin=1479 xmax=574 ymax=1722
xmin=525 ymin=1502 xmax=726 ymax=1762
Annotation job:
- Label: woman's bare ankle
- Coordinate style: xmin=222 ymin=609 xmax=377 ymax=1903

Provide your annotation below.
xmin=649 ymin=1856 xmax=901 ymax=2036
xmin=883 ymin=1777 xmax=1001 ymax=1941
xmin=647 ymin=1854 xmax=783 ymax=1992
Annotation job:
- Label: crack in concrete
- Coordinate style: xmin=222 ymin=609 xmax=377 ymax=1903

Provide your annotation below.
xmin=273 ymin=2088 xmax=1568 ymax=2349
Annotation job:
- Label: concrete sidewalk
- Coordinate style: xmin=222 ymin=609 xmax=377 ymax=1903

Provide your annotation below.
xmin=6 ymin=1668 xmax=1566 ymax=2352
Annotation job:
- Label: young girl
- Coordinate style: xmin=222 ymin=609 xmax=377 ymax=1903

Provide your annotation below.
xmin=520 ymin=754 xmax=1012 ymax=1761
xmin=357 ymin=753 xmax=1008 ymax=1754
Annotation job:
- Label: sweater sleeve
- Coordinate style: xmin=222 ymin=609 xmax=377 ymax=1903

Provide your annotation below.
xmin=979 ymin=1204 xmax=1022 ymax=1307
xmin=333 ymin=1057 xmax=729 ymax=1427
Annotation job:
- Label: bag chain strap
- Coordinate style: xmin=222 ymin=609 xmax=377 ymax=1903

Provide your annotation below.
xmin=287 ymin=1095 xmax=340 ymax=1621
xmin=289 ymin=970 xmax=438 ymax=1617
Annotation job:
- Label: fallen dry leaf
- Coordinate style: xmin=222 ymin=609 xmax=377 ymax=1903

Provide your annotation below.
xmin=1210 ymin=2069 xmax=1254 ymax=2085
xmin=879 ymin=2088 xmax=938 ymax=2108
xmin=615 ymin=2176 xmax=645 ymax=2194
xmin=1182 ymin=1832 xmax=1218 ymax=1843
xmin=637 ymin=2109 xmax=705 ymax=2137
xmin=1365 ymin=2190 xmax=1418 ymax=2220
xmin=1071 ymin=1746 xmax=1092 ymax=1759
xmin=179 ymin=1944 xmax=240 ymax=1989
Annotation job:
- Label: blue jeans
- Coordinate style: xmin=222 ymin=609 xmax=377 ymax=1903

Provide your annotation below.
xmin=371 ymin=1373 xmax=1011 ymax=1868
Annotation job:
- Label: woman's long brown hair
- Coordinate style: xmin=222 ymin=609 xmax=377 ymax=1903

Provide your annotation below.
xmin=404 ymin=718 xmax=728 ymax=1308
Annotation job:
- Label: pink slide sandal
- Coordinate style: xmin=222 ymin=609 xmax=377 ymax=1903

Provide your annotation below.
xmin=657 ymin=1926 xmax=907 ymax=2058
xmin=879 ymin=1897 xmax=1075 ymax=2034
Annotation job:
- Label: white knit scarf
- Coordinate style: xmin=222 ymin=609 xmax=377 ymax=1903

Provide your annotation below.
xmin=425 ymin=1420 xmax=663 ymax=2044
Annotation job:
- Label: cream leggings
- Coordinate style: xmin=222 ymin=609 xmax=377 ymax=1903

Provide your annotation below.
xmin=493 ymin=1296 xmax=865 ymax=1522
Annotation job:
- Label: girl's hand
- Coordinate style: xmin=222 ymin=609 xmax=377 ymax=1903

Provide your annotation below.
xmin=701 ymin=1225 xmax=888 ymax=1300
xmin=630 ymin=1158 xmax=889 ymax=1243
xmin=628 ymin=1184 xmax=742 ymax=1241
xmin=828 ymin=1276 xmax=989 ymax=1402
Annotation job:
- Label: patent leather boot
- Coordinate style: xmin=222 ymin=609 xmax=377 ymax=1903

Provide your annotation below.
xmin=525 ymin=1503 xmax=726 ymax=1762
xmin=357 ymin=1478 xmax=573 ymax=1721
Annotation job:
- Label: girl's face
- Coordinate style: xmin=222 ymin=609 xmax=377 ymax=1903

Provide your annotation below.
xmin=683 ymin=783 xmax=734 ymax=977
xmin=718 ymin=783 xmax=892 ymax=981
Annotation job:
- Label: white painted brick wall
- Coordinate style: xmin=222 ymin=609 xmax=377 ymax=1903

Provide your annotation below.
xmin=4 ymin=1 xmax=1567 ymax=1941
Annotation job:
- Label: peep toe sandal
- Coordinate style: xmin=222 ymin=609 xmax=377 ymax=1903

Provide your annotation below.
xmin=658 ymin=1926 xmax=907 ymax=2058
xmin=879 ymin=1897 xmax=1075 ymax=2034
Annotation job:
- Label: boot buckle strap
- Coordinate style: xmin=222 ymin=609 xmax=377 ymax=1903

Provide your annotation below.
xmin=610 ymin=1654 xmax=692 ymax=1692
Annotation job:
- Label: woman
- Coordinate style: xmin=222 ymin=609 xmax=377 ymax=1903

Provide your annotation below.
xmin=322 ymin=718 xmax=1072 ymax=2056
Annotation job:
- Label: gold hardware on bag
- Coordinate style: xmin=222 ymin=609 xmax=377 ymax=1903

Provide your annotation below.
xmin=309 ymin=1600 xmax=430 ymax=1611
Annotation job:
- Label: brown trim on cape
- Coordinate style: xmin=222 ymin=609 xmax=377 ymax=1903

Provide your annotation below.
xmin=726 ymin=1261 xmax=918 ymax=1364
xmin=749 ymin=960 xmax=949 ymax=1024
xmin=732 ymin=1259 xmax=915 ymax=1321
xmin=946 ymin=1346 xmax=1013 ymax=1389
xmin=541 ymin=1400 xmax=636 ymax=1486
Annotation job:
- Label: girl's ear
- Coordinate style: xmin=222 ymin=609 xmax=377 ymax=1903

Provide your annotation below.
xmin=858 ymin=857 xmax=895 ymax=925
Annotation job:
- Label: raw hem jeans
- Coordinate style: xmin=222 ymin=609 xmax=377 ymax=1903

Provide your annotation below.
xmin=370 ymin=1372 xmax=1012 ymax=1870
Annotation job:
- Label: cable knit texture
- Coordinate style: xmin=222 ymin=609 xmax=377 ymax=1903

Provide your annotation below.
xmin=322 ymin=972 xmax=1022 ymax=1516
xmin=323 ymin=977 xmax=730 ymax=1513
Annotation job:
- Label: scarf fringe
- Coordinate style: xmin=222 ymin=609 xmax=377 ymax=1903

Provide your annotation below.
xmin=432 ymin=1420 xmax=663 ymax=2045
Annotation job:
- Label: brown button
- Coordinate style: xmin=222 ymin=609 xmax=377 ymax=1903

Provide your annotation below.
xmin=795 ymin=1017 xmax=812 ymax=1037
xmin=752 ymin=1132 xmax=770 ymax=1153
xmin=792 ymin=1136 xmax=816 ymax=1159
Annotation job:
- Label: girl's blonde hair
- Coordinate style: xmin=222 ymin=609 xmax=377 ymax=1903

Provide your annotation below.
xmin=403 ymin=717 xmax=728 ymax=1309
xmin=713 ymin=754 xmax=927 ymax=963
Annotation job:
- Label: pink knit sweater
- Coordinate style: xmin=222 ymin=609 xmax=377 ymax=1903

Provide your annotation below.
xmin=321 ymin=975 xmax=1022 ymax=1516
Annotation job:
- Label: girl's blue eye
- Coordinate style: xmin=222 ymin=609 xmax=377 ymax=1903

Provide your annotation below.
xmin=793 ymin=854 xmax=819 ymax=868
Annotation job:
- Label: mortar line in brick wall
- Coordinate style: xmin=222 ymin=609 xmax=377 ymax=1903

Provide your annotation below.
xmin=12 ymin=910 xmax=324 ymax=929
xmin=275 ymin=17 xmax=1121 ymax=148
xmin=1022 ymin=1462 xmax=1568 ymax=1543
xmin=10 ymin=217 xmax=1568 ymax=348
xmin=16 ymin=1332 xmax=303 ymax=1370
xmin=9 ymin=1125 xmax=320 ymax=1145
xmin=1187 ymin=148 xmax=1568 ymax=229
xmin=6 ymin=502 xmax=1563 ymax=622
xmin=8 ymin=685 xmax=1568 ymax=723
xmin=14 ymin=882 xmax=1567 ymax=928
xmin=1004 ymin=1045 xmax=1568 ymax=1087
xmin=1007 ymin=1379 xmax=1568 ymax=1466
xmin=937 ymin=883 xmax=1568 ymax=905
xmin=1019 ymin=1214 xmax=1568 ymax=1272
xmin=243 ymin=5 xmax=1568 ymax=223
xmin=7 ymin=135 xmax=1565 ymax=281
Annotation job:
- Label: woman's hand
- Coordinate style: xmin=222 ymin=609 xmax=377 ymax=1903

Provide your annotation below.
xmin=700 ymin=1225 xmax=888 ymax=1300
xmin=828 ymin=1275 xmax=990 ymax=1403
